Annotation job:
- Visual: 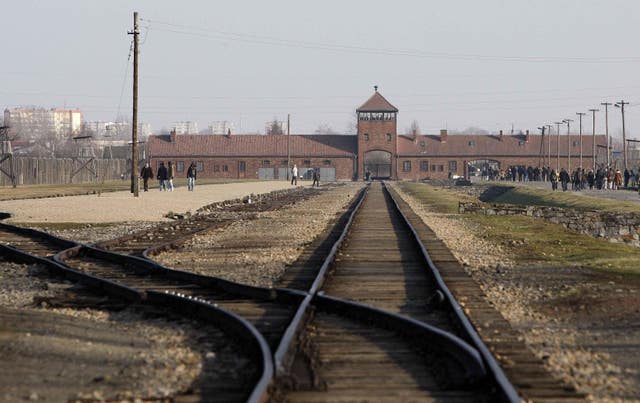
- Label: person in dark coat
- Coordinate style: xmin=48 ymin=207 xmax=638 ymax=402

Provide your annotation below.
xmin=312 ymin=169 xmax=320 ymax=187
xmin=550 ymin=169 xmax=558 ymax=191
xmin=140 ymin=162 xmax=153 ymax=192
xmin=559 ymin=168 xmax=570 ymax=191
xmin=187 ymin=162 xmax=197 ymax=191
xmin=157 ymin=162 xmax=168 ymax=191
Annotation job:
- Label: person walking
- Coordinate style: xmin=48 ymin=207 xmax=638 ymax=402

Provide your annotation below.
xmin=550 ymin=169 xmax=558 ymax=191
xmin=291 ymin=164 xmax=298 ymax=185
xmin=167 ymin=161 xmax=175 ymax=191
xmin=559 ymin=168 xmax=570 ymax=191
xmin=156 ymin=162 xmax=168 ymax=191
xmin=140 ymin=162 xmax=153 ymax=192
xmin=312 ymin=168 xmax=320 ymax=187
xmin=187 ymin=162 xmax=197 ymax=191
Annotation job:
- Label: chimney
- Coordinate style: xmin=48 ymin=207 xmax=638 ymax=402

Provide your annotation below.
xmin=440 ymin=129 xmax=448 ymax=143
xmin=525 ymin=130 xmax=530 ymax=143
xmin=499 ymin=130 xmax=503 ymax=141
xmin=170 ymin=129 xmax=176 ymax=143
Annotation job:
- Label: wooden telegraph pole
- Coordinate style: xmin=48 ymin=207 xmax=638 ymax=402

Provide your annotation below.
xmin=588 ymin=108 xmax=598 ymax=171
xmin=128 ymin=12 xmax=140 ymax=196
xmin=615 ymin=100 xmax=629 ymax=170
xmin=576 ymin=112 xmax=586 ymax=169
xmin=287 ymin=114 xmax=291 ymax=180
xmin=601 ymin=102 xmax=612 ymax=168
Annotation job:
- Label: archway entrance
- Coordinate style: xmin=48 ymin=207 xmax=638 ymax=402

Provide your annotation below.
xmin=468 ymin=159 xmax=500 ymax=178
xmin=364 ymin=150 xmax=392 ymax=179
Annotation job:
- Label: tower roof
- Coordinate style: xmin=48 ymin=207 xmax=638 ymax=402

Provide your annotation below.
xmin=356 ymin=90 xmax=398 ymax=113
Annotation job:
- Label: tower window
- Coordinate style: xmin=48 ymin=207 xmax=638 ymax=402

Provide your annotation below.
xmin=386 ymin=133 xmax=392 ymax=142
xmin=364 ymin=133 xmax=369 ymax=141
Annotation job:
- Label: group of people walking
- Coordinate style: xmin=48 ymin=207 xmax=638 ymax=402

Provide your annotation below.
xmin=290 ymin=164 xmax=320 ymax=187
xmin=139 ymin=161 xmax=198 ymax=192
xmin=549 ymin=166 xmax=638 ymax=192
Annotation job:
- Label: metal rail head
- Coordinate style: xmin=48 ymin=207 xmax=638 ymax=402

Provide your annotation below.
xmin=383 ymin=182 xmax=521 ymax=403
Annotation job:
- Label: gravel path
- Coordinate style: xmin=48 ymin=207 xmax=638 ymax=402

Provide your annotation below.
xmin=390 ymin=182 xmax=639 ymax=402
xmin=154 ymin=183 xmax=364 ymax=288
xmin=0 ymin=259 xmax=249 ymax=402
xmin=0 ymin=181 xmax=297 ymax=223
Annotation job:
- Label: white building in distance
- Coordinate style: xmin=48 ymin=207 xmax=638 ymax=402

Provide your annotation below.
xmin=208 ymin=120 xmax=236 ymax=135
xmin=4 ymin=107 xmax=82 ymax=139
xmin=173 ymin=121 xmax=199 ymax=135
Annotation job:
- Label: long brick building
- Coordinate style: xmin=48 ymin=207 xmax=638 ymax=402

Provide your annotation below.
xmin=148 ymin=89 xmax=607 ymax=181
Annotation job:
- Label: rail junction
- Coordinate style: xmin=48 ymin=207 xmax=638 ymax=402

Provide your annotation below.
xmin=0 ymin=182 xmax=586 ymax=402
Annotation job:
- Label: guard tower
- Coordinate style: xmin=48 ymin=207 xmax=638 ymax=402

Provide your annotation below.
xmin=357 ymin=87 xmax=399 ymax=180
xmin=69 ymin=135 xmax=98 ymax=183
xmin=0 ymin=126 xmax=17 ymax=187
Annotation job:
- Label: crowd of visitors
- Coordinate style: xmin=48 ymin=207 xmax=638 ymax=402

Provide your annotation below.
xmin=480 ymin=164 xmax=640 ymax=193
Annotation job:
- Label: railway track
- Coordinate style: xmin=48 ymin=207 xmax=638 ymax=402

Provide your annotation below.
xmin=0 ymin=181 xmax=588 ymax=402
xmin=0 ymin=223 xmax=274 ymax=402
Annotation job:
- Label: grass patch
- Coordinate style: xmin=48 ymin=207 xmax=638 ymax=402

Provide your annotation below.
xmin=0 ymin=178 xmax=245 ymax=201
xmin=397 ymin=182 xmax=470 ymax=214
xmin=399 ymin=182 xmax=640 ymax=277
xmin=487 ymin=183 xmax=640 ymax=213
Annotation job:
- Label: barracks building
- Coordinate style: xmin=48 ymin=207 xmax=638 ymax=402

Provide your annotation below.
xmin=147 ymin=89 xmax=608 ymax=181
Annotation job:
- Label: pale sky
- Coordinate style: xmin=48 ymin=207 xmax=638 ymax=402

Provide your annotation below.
xmin=2 ymin=0 xmax=639 ymax=138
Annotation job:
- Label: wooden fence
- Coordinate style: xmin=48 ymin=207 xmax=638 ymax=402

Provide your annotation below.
xmin=0 ymin=157 xmax=129 ymax=186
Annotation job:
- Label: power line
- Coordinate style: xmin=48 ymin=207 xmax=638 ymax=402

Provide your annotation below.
xmin=141 ymin=18 xmax=640 ymax=64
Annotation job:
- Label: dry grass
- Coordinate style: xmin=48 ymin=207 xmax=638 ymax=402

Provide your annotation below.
xmin=398 ymin=182 xmax=640 ymax=276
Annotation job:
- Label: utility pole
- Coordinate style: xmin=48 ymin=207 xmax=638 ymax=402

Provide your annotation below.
xmin=601 ymin=102 xmax=612 ymax=168
xmin=546 ymin=124 xmax=553 ymax=170
xmin=563 ymin=119 xmax=573 ymax=171
xmin=554 ymin=122 xmax=563 ymax=171
xmin=588 ymin=109 xmax=598 ymax=172
xmin=286 ymin=113 xmax=291 ymax=180
xmin=576 ymin=112 xmax=586 ymax=169
xmin=537 ymin=126 xmax=546 ymax=167
xmin=128 ymin=11 xmax=140 ymax=197
xmin=615 ymin=100 xmax=629 ymax=170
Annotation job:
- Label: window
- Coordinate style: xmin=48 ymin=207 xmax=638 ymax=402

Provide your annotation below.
xmin=518 ymin=140 xmax=525 ymax=146
xmin=431 ymin=164 xmax=436 ymax=172
xmin=196 ymin=161 xmax=204 ymax=172
xmin=213 ymin=165 xmax=220 ymax=172
xmin=223 ymin=165 xmax=228 ymax=172
xmin=386 ymin=133 xmax=392 ymax=142
xmin=403 ymin=161 xmax=411 ymax=172
xmin=176 ymin=161 xmax=184 ymax=172
xmin=438 ymin=165 xmax=444 ymax=172
xmin=468 ymin=140 xmax=476 ymax=147
xmin=364 ymin=133 xmax=369 ymax=141
xmin=420 ymin=161 xmax=428 ymax=171
xmin=282 ymin=160 xmax=288 ymax=165
xmin=323 ymin=160 xmax=331 ymax=166
xmin=572 ymin=141 xmax=579 ymax=147
xmin=448 ymin=161 xmax=457 ymax=171
xmin=420 ymin=141 xmax=425 ymax=148
xmin=303 ymin=160 xmax=311 ymax=166
xmin=239 ymin=161 xmax=246 ymax=172
xmin=262 ymin=160 xmax=270 ymax=166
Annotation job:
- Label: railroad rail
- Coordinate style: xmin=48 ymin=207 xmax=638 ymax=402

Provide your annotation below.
xmin=0 ymin=223 xmax=273 ymax=402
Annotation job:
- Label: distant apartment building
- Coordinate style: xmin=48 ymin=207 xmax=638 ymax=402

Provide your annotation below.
xmin=84 ymin=121 xmax=152 ymax=139
xmin=173 ymin=121 xmax=198 ymax=135
xmin=208 ymin=120 xmax=236 ymax=135
xmin=3 ymin=107 xmax=82 ymax=139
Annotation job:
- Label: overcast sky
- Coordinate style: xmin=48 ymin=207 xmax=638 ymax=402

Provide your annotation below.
xmin=2 ymin=0 xmax=639 ymax=138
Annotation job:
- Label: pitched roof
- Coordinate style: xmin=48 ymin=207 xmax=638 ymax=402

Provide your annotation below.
xmin=148 ymin=134 xmax=357 ymax=157
xmin=356 ymin=91 xmax=399 ymax=113
xmin=397 ymin=133 xmax=607 ymax=158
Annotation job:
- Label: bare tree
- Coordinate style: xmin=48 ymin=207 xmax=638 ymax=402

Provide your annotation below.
xmin=457 ymin=126 xmax=490 ymax=135
xmin=267 ymin=118 xmax=284 ymax=135
xmin=314 ymin=123 xmax=337 ymax=134
xmin=406 ymin=120 xmax=420 ymax=135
